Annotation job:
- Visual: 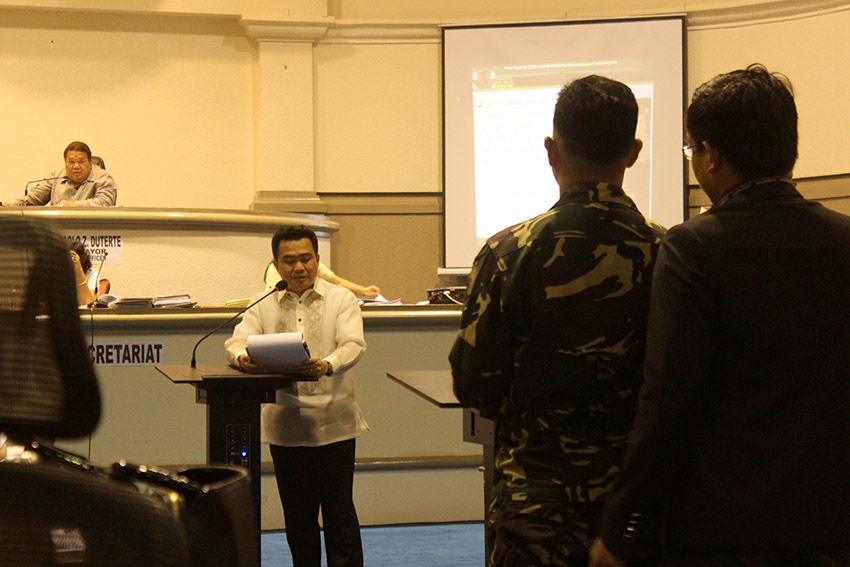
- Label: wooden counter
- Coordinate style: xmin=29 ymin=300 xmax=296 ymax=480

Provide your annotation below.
xmin=57 ymin=304 xmax=480 ymax=529
xmin=0 ymin=207 xmax=339 ymax=306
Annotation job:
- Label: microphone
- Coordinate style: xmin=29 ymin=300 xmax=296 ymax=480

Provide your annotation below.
xmin=23 ymin=176 xmax=67 ymax=205
xmin=90 ymin=250 xmax=109 ymax=306
xmin=190 ymin=280 xmax=288 ymax=368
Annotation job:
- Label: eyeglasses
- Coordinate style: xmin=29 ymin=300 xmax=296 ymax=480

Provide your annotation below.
xmin=682 ymin=143 xmax=703 ymax=161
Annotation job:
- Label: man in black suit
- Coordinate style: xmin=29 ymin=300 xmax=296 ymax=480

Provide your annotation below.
xmin=590 ymin=64 xmax=850 ymax=567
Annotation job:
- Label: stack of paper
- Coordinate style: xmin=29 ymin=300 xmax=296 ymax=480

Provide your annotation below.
xmin=247 ymin=332 xmax=311 ymax=372
xmin=96 ymin=294 xmax=153 ymax=308
xmin=152 ymin=294 xmax=196 ymax=308
xmin=359 ymin=296 xmax=402 ymax=306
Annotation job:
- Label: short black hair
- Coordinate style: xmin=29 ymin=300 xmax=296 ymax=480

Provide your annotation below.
xmin=686 ymin=63 xmax=798 ymax=180
xmin=69 ymin=239 xmax=92 ymax=273
xmin=272 ymin=225 xmax=318 ymax=259
xmin=64 ymin=141 xmax=92 ymax=161
xmin=553 ymin=75 xmax=639 ymax=165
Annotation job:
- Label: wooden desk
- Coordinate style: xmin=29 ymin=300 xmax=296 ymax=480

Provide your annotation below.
xmin=56 ymin=305 xmax=478 ymax=530
xmin=387 ymin=369 xmax=495 ymax=564
xmin=386 ymin=369 xmax=460 ymax=407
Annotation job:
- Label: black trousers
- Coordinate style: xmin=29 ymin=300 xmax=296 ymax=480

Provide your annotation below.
xmin=270 ymin=439 xmax=363 ymax=567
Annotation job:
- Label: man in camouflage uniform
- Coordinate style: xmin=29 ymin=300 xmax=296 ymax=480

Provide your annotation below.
xmin=449 ymin=75 xmax=665 ymax=567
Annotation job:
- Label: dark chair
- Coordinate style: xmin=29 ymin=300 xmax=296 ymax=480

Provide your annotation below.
xmin=0 ymin=217 xmax=256 ymax=567
xmin=0 ymin=216 xmax=191 ymax=566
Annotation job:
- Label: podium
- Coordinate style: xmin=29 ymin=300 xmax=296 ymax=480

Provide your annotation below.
xmin=386 ymin=370 xmax=495 ymax=564
xmin=156 ymin=364 xmax=300 ymax=564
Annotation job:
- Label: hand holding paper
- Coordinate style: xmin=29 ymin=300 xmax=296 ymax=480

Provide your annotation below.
xmin=245 ymin=332 xmax=311 ymax=374
xmin=290 ymin=356 xmax=332 ymax=379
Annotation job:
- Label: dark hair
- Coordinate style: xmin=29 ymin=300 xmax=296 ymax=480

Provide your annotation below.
xmin=64 ymin=141 xmax=92 ymax=161
xmin=69 ymin=239 xmax=92 ymax=273
xmin=553 ymin=75 xmax=639 ymax=164
xmin=272 ymin=225 xmax=318 ymax=258
xmin=686 ymin=63 xmax=798 ymax=180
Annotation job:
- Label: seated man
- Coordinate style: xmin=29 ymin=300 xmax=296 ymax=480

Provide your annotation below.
xmin=8 ymin=141 xmax=117 ymax=207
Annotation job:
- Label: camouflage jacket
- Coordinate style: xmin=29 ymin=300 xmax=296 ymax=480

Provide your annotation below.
xmin=449 ymin=182 xmax=665 ymax=502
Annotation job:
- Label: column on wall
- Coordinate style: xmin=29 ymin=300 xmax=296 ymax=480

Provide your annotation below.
xmin=240 ymin=18 xmax=331 ymax=213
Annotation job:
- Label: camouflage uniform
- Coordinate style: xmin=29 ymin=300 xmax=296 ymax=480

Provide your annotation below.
xmin=450 ymin=182 xmax=665 ymax=567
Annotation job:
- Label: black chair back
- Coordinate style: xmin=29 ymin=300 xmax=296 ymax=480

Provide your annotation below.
xmin=0 ymin=216 xmax=100 ymax=440
xmin=0 ymin=216 xmax=192 ymax=566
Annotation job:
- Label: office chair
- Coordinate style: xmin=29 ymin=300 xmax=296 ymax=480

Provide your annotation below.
xmin=0 ymin=217 xmax=257 ymax=567
xmin=0 ymin=216 xmax=191 ymax=565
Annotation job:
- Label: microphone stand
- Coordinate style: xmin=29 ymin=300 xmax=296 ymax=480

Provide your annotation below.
xmin=22 ymin=176 xmax=68 ymax=206
xmin=88 ymin=250 xmax=109 ymax=307
xmin=190 ymin=280 xmax=288 ymax=368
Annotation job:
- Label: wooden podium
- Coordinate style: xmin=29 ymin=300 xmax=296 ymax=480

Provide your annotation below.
xmin=156 ymin=364 xmax=300 ymax=564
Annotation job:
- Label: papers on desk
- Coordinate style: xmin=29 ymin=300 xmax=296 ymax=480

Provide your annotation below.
xmin=96 ymin=293 xmax=196 ymax=308
xmin=247 ymin=332 xmax=311 ymax=372
xmin=96 ymin=294 xmax=152 ymax=308
xmin=359 ymin=295 xmax=402 ymax=306
xmin=151 ymin=294 xmax=196 ymax=308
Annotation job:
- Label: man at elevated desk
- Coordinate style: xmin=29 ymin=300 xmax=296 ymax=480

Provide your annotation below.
xmin=1 ymin=140 xmax=117 ymax=207
xmin=225 ymin=225 xmax=367 ymax=567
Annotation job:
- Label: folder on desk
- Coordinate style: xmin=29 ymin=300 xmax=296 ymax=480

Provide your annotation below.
xmin=246 ymin=332 xmax=311 ymax=372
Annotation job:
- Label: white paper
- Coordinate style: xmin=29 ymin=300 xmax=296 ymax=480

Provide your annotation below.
xmin=247 ymin=332 xmax=311 ymax=373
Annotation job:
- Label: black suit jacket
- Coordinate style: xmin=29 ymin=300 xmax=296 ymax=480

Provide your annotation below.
xmin=601 ymin=180 xmax=850 ymax=555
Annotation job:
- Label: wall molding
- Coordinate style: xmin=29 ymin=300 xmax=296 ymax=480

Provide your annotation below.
xmin=319 ymin=20 xmax=441 ymax=44
xmin=240 ymin=16 xmax=333 ymax=41
xmin=320 ymin=192 xmax=443 ymax=215
xmin=2 ymin=1 xmax=845 ymax=42
xmin=253 ymin=192 xmax=443 ymax=215
xmin=689 ymin=174 xmax=850 ymax=214
xmin=686 ymin=0 xmax=849 ymax=29
xmin=310 ymin=0 xmax=847 ymax=43
xmin=253 ymin=175 xmax=850 ymax=217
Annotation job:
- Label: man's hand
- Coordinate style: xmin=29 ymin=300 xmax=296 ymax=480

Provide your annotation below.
xmin=358 ymin=285 xmax=381 ymax=299
xmin=292 ymin=356 xmax=331 ymax=379
xmin=588 ymin=538 xmax=624 ymax=567
xmin=57 ymin=200 xmax=78 ymax=207
xmin=237 ymin=353 xmax=265 ymax=373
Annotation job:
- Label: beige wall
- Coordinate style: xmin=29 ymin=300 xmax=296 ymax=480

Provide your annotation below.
xmin=1 ymin=0 xmax=848 ymax=303
xmin=330 ymin=207 xmax=445 ymax=303
xmin=0 ymin=9 xmax=257 ymax=209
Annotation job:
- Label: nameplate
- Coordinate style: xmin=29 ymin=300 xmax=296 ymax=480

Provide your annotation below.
xmin=89 ymin=342 xmax=164 ymax=366
xmin=65 ymin=232 xmax=124 ymax=264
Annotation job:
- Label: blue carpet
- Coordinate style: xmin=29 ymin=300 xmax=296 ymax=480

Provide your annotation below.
xmin=262 ymin=522 xmax=485 ymax=566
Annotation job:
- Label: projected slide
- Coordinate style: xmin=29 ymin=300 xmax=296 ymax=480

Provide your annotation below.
xmin=443 ymin=18 xmax=685 ymax=268
xmin=471 ymin=63 xmax=654 ymax=239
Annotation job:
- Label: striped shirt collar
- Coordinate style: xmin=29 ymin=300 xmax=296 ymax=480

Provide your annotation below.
xmin=713 ymin=176 xmax=793 ymax=209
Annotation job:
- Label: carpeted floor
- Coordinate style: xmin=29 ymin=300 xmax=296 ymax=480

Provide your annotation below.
xmin=262 ymin=522 xmax=485 ymax=566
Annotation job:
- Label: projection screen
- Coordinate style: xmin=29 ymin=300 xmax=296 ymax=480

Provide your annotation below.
xmin=443 ymin=17 xmax=686 ymax=268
